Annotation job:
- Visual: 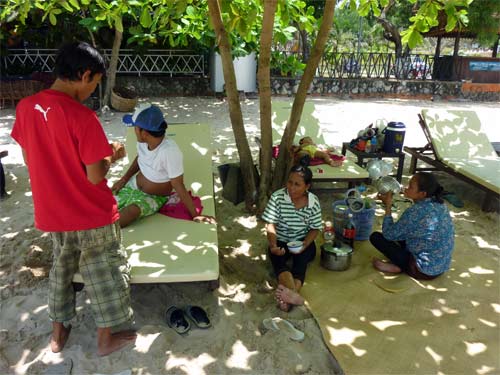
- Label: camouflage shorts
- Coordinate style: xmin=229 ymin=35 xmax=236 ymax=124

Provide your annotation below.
xmin=48 ymin=222 xmax=133 ymax=328
xmin=116 ymin=185 xmax=168 ymax=218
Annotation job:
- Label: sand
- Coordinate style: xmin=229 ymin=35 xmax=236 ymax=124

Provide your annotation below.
xmin=0 ymin=97 xmax=498 ymax=374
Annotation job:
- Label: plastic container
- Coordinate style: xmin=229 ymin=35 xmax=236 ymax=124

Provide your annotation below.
xmin=332 ymin=200 xmax=375 ymax=241
xmin=383 ymin=122 xmax=406 ymax=153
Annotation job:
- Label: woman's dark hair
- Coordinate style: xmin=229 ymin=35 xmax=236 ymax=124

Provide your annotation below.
xmin=143 ymin=121 xmax=168 ymax=138
xmin=289 ymin=165 xmax=313 ymax=186
xmin=415 ymin=172 xmax=444 ymax=203
xmin=54 ymin=42 xmax=106 ymax=81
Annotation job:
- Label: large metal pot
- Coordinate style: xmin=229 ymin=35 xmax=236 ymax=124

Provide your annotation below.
xmin=320 ymin=243 xmax=353 ymax=271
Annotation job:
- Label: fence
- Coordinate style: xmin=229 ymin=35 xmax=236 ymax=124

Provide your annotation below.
xmin=274 ymin=51 xmax=441 ymax=80
xmin=2 ymin=49 xmax=456 ymax=81
xmin=1 ymin=49 xmax=207 ymax=76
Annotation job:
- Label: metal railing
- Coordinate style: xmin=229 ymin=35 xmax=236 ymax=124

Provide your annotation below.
xmin=2 ymin=49 xmax=206 ymax=76
xmin=273 ymin=51 xmax=437 ymax=80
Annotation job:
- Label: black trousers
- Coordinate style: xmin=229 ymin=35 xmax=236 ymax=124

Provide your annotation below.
xmin=268 ymin=240 xmax=316 ymax=284
xmin=0 ymin=160 xmax=6 ymax=197
xmin=369 ymin=232 xmax=438 ymax=280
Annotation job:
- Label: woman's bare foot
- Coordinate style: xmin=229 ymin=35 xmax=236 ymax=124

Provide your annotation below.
xmin=277 ymin=299 xmax=291 ymax=312
xmin=51 ymin=322 xmax=72 ymax=353
xmin=276 ymin=285 xmax=304 ymax=306
xmin=97 ymin=328 xmax=137 ymax=357
xmin=372 ymin=258 xmax=402 ymax=273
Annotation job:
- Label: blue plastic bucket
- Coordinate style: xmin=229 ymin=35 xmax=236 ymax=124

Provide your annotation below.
xmin=332 ymin=200 xmax=375 ymax=241
xmin=383 ymin=122 xmax=406 ymax=153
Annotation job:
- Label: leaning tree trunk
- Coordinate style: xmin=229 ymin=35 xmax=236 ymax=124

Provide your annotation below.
xmin=207 ymin=0 xmax=257 ymax=210
xmin=103 ymin=25 xmax=122 ymax=108
xmin=256 ymin=0 xmax=278 ymax=213
xmin=272 ymin=0 xmax=337 ymax=190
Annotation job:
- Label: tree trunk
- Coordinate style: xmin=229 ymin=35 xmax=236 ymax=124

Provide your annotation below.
xmin=492 ymin=36 xmax=499 ymax=58
xmin=272 ymin=0 xmax=337 ymax=190
xmin=256 ymin=0 xmax=278 ymax=213
xmin=207 ymin=0 xmax=257 ymax=210
xmin=103 ymin=25 xmax=122 ymax=108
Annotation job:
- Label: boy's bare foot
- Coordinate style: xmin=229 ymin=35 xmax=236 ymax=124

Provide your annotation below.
xmin=51 ymin=322 xmax=72 ymax=353
xmin=276 ymin=285 xmax=304 ymax=306
xmin=97 ymin=328 xmax=137 ymax=357
xmin=372 ymin=258 xmax=402 ymax=273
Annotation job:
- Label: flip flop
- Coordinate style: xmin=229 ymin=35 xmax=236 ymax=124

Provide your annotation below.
xmin=185 ymin=305 xmax=211 ymax=329
xmin=262 ymin=317 xmax=304 ymax=342
xmin=165 ymin=306 xmax=190 ymax=334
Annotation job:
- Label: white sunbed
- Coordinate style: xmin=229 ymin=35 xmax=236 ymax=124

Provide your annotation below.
xmin=74 ymin=123 xmax=219 ymax=286
xmin=404 ymin=109 xmax=500 ymax=210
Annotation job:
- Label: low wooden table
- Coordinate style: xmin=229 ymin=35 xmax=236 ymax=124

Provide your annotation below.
xmin=341 ymin=142 xmax=406 ymax=182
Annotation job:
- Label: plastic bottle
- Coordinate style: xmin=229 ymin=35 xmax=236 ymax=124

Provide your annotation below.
xmin=342 ymin=213 xmax=356 ymax=249
xmin=370 ymin=136 xmax=378 ymax=153
xmin=365 ymin=139 xmax=371 ymax=153
xmin=323 ymin=221 xmax=334 ymax=245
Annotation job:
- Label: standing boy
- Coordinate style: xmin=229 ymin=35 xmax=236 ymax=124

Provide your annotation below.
xmin=11 ymin=42 xmax=136 ymax=356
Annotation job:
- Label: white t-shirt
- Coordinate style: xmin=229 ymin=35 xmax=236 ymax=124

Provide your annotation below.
xmin=137 ymin=138 xmax=183 ymax=183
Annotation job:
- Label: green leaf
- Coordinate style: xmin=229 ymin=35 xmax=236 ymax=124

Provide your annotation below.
xmin=49 ymin=12 xmax=57 ymax=25
xmin=69 ymin=0 xmax=80 ymax=9
xmin=140 ymin=8 xmax=152 ymax=28
xmin=60 ymin=1 xmax=73 ymax=12
xmin=445 ymin=15 xmax=457 ymax=32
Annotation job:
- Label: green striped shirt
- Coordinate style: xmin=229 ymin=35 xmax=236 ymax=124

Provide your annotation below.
xmin=262 ymin=188 xmax=322 ymax=242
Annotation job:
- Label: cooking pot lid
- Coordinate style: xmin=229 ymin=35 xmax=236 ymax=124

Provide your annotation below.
xmin=323 ymin=243 xmax=352 ymax=255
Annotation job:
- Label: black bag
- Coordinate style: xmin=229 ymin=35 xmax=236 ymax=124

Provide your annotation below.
xmin=218 ymin=163 xmax=259 ymax=205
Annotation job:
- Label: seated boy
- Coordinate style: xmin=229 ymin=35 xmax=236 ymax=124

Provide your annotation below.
xmin=291 ymin=136 xmax=342 ymax=167
xmin=112 ymin=103 xmax=215 ymax=227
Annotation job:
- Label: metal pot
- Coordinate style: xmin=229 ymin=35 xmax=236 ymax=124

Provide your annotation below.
xmin=320 ymin=243 xmax=353 ymax=271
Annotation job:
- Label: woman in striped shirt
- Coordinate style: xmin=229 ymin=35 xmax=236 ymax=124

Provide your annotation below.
xmin=262 ymin=165 xmax=323 ymax=311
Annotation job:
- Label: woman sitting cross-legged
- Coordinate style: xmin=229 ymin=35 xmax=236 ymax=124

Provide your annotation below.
xmin=370 ymin=172 xmax=455 ymax=280
xmin=262 ymin=165 xmax=322 ymax=311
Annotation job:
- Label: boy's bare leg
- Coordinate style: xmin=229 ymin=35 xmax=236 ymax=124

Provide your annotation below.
xmin=97 ymin=327 xmax=137 ymax=357
xmin=315 ymin=150 xmax=336 ymax=167
xmin=118 ymin=205 xmax=141 ymax=228
xmin=51 ymin=322 xmax=72 ymax=353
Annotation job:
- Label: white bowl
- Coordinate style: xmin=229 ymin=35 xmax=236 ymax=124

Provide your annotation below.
xmin=287 ymin=241 xmax=303 ymax=254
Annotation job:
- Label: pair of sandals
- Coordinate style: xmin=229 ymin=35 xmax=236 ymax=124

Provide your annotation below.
xmin=165 ymin=305 xmax=211 ymax=335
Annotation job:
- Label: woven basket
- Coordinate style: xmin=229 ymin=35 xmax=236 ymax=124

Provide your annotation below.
xmin=111 ymin=90 xmax=138 ymax=112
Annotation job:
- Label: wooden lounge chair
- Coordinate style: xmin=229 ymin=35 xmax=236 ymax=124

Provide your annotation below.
xmin=74 ymin=123 xmax=219 ymax=287
xmin=404 ymin=109 xmax=499 ymax=211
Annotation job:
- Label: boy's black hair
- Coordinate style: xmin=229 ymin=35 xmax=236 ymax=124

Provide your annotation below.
xmin=415 ymin=172 xmax=444 ymax=203
xmin=54 ymin=41 xmax=106 ymax=81
xmin=142 ymin=121 xmax=168 ymax=138
xmin=289 ymin=165 xmax=313 ymax=186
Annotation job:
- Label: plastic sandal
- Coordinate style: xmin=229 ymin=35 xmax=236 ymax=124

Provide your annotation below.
xmin=165 ymin=306 xmax=190 ymax=334
xmin=185 ymin=305 xmax=211 ymax=329
xmin=262 ymin=317 xmax=304 ymax=342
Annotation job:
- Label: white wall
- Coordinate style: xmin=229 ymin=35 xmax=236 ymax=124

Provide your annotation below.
xmin=210 ymin=52 xmax=257 ymax=93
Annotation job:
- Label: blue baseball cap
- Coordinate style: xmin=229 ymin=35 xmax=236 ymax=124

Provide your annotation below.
xmin=122 ymin=103 xmax=167 ymax=132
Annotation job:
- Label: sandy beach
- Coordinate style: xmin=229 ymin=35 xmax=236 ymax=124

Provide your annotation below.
xmin=1 ymin=97 xmax=499 ymax=374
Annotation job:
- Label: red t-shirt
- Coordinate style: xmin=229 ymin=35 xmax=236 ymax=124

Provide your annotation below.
xmin=11 ymin=89 xmax=119 ymax=232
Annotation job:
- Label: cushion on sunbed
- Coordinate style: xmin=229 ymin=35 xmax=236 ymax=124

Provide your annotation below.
xmin=421 ymin=109 xmax=500 ymax=193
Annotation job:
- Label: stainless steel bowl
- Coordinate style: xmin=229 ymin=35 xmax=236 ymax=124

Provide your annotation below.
xmin=376 ymin=176 xmax=402 ymax=195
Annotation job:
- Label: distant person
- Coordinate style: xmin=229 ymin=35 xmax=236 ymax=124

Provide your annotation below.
xmin=262 ymin=165 xmax=322 ymax=311
xmin=291 ymin=136 xmax=342 ymax=167
xmin=11 ymin=41 xmax=136 ymax=356
xmin=111 ymin=103 xmax=216 ymax=227
xmin=370 ymin=172 xmax=455 ymax=280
